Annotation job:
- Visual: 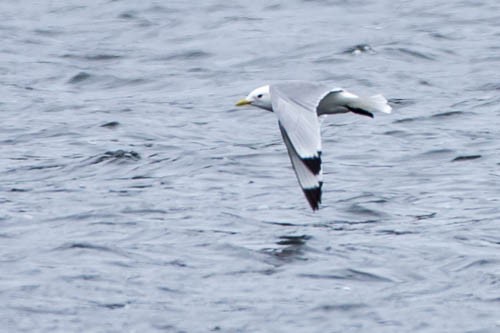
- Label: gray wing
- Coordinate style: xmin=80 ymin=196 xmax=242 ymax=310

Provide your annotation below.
xmin=270 ymin=82 xmax=332 ymax=210
xmin=272 ymin=81 xmax=341 ymax=114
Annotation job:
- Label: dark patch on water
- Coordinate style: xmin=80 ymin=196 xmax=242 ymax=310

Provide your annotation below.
xmin=386 ymin=47 xmax=436 ymax=61
xmin=414 ymin=212 xmax=437 ymax=220
xmin=346 ymin=204 xmax=384 ymax=218
xmin=388 ymin=98 xmax=416 ymax=106
xmin=300 ymin=269 xmax=393 ymax=283
xmin=89 ymin=150 xmax=141 ymax=164
xmin=317 ymin=303 xmax=367 ymax=312
xmin=475 ymin=82 xmax=500 ymax=91
xmin=62 ymin=274 xmax=101 ymax=282
xmin=62 ymin=54 xmax=122 ymax=61
xmin=92 ymin=302 xmax=128 ymax=310
xmin=262 ymin=235 xmax=312 ymax=262
xmin=56 ymin=242 xmax=114 ymax=252
xmin=457 ymin=259 xmax=500 ymax=271
xmin=68 ymin=72 xmax=91 ymax=84
xmin=393 ymin=116 xmax=425 ymax=124
xmin=11 ymin=164 xmax=65 ymax=172
xmin=163 ymin=50 xmax=211 ymax=61
xmin=84 ymin=54 xmax=122 ymax=61
xmin=343 ymin=44 xmax=374 ymax=55
xmin=223 ymin=15 xmax=264 ymax=22
xmin=263 ymin=221 xmax=305 ymax=227
xmin=335 ymin=219 xmax=379 ymax=226
xmin=313 ymin=55 xmax=348 ymax=64
xmin=131 ymin=175 xmax=153 ymax=180
xmin=383 ymin=130 xmax=408 ymax=136
xmin=276 ymin=235 xmax=311 ymax=246
xmin=419 ymin=149 xmax=454 ymax=157
xmin=121 ymin=207 xmax=168 ymax=214
xmin=262 ymin=246 xmax=308 ymax=261
xmin=158 ymin=286 xmax=183 ymax=294
xmin=10 ymin=188 xmax=30 ymax=192
xmin=34 ymin=28 xmax=62 ymax=36
xmin=431 ymin=111 xmax=465 ymax=118
xmin=100 ymin=121 xmax=120 ymax=128
xmin=118 ymin=11 xmax=136 ymax=19
xmin=377 ymin=229 xmax=415 ymax=236
xmin=452 ymin=155 xmax=481 ymax=162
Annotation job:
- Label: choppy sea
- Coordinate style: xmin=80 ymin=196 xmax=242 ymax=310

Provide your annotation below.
xmin=1 ymin=1 xmax=499 ymax=332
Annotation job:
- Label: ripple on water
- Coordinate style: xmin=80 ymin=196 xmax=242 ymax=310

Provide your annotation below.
xmin=299 ymin=269 xmax=394 ymax=283
xmin=67 ymin=71 xmax=147 ymax=89
xmin=100 ymin=121 xmax=120 ymax=129
xmin=261 ymin=235 xmax=312 ymax=262
xmin=385 ymin=47 xmax=437 ymax=61
xmin=62 ymin=54 xmax=123 ymax=61
xmin=342 ymin=44 xmax=375 ymax=55
xmin=67 ymin=72 xmax=92 ymax=84
xmin=55 ymin=242 xmax=117 ymax=253
xmin=161 ymin=50 xmax=212 ymax=61
xmin=316 ymin=303 xmax=368 ymax=312
xmin=431 ymin=110 xmax=466 ymax=118
xmin=451 ymin=155 xmax=482 ymax=162
xmin=84 ymin=150 xmax=141 ymax=165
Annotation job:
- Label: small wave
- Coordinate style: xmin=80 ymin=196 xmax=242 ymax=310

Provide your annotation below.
xmin=431 ymin=111 xmax=465 ymax=118
xmin=300 ymin=268 xmax=393 ymax=282
xmin=386 ymin=47 xmax=436 ymax=61
xmin=456 ymin=259 xmax=500 ymax=271
xmin=414 ymin=212 xmax=437 ymax=220
xmin=388 ymin=98 xmax=416 ymax=107
xmin=393 ymin=116 xmax=426 ymax=124
xmin=419 ymin=148 xmax=455 ymax=157
xmin=67 ymin=72 xmax=146 ymax=89
xmin=100 ymin=121 xmax=120 ymax=129
xmin=276 ymin=235 xmax=311 ymax=246
xmin=343 ymin=44 xmax=375 ymax=55
xmin=62 ymin=54 xmax=122 ymax=61
xmin=97 ymin=303 xmax=127 ymax=310
xmin=377 ymin=229 xmax=415 ymax=235
xmin=451 ymin=155 xmax=481 ymax=162
xmin=10 ymin=188 xmax=31 ymax=192
xmin=85 ymin=150 xmax=141 ymax=165
xmin=346 ymin=203 xmax=385 ymax=218
xmin=68 ymin=72 xmax=91 ymax=84
xmin=163 ymin=50 xmax=211 ymax=61
xmin=56 ymin=242 xmax=114 ymax=252
xmin=316 ymin=303 xmax=367 ymax=312
xmin=261 ymin=235 xmax=312 ymax=262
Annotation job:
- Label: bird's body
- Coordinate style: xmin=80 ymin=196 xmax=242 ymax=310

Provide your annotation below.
xmin=236 ymin=81 xmax=391 ymax=211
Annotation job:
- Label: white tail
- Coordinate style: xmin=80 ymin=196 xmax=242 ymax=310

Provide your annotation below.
xmin=348 ymin=94 xmax=392 ymax=114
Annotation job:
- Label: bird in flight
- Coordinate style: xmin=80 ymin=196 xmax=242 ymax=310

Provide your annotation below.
xmin=236 ymin=81 xmax=391 ymax=211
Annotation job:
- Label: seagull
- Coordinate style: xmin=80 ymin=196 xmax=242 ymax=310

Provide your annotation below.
xmin=235 ymin=81 xmax=391 ymax=211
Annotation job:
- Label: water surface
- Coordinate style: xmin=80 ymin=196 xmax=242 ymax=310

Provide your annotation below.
xmin=1 ymin=0 xmax=499 ymax=332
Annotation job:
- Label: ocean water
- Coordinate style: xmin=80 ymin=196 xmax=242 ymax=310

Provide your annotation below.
xmin=1 ymin=0 xmax=499 ymax=332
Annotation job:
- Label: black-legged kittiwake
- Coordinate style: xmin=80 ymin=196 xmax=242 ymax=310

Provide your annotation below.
xmin=236 ymin=81 xmax=391 ymax=211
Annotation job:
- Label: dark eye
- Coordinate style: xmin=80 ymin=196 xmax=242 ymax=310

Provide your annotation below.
xmin=257 ymin=94 xmax=263 ymax=98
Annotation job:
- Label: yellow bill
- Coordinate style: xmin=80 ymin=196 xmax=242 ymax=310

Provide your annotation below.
xmin=235 ymin=99 xmax=251 ymax=106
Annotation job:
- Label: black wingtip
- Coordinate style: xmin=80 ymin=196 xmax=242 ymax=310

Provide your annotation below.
xmin=347 ymin=106 xmax=374 ymax=118
xmin=302 ymin=155 xmax=322 ymax=175
xmin=303 ymin=185 xmax=322 ymax=211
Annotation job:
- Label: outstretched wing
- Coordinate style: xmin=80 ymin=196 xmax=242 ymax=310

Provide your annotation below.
xmin=270 ymin=82 xmax=328 ymax=210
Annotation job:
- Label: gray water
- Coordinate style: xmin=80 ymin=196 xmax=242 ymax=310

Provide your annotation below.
xmin=1 ymin=0 xmax=499 ymax=332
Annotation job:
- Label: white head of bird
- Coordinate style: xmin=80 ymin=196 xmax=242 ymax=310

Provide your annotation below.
xmin=236 ymin=85 xmax=272 ymax=111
